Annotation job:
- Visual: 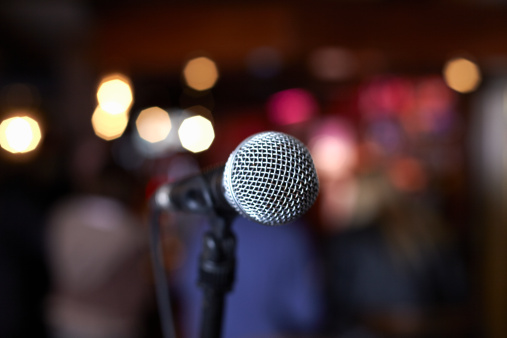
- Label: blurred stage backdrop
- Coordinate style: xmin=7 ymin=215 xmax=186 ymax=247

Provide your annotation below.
xmin=0 ymin=1 xmax=507 ymax=337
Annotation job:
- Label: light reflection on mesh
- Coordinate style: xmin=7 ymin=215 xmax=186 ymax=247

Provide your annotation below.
xmin=223 ymin=131 xmax=319 ymax=226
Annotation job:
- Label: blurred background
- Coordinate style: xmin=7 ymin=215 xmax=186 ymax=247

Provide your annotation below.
xmin=0 ymin=0 xmax=506 ymax=337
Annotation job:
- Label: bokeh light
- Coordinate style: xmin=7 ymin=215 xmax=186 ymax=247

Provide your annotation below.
xmin=267 ymin=88 xmax=318 ymax=125
xmin=178 ymin=115 xmax=215 ymax=153
xmin=91 ymin=106 xmax=129 ymax=141
xmin=443 ymin=57 xmax=481 ymax=93
xmin=96 ymin=73 xmax=133 ymax=115
xmin=136 ymin=107 xmax=172 ymax=143
xmin=311 ymin=135 xmax=356 ymax=178
xmin=0 ymin=116 xmax=42 ymax=153
xmin=309 ymin=119 xmax=357 ymax=179
xmin=183 ymin=57 xmax=219 ymax=91
xmin=132 ymin=109 xmax=188 ymax=158
xmin=308 ymin=47 xmax=357 ymax=81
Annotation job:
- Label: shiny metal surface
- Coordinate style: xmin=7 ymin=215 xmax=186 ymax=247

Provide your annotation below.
xmin=223 ymin=131 xmax=319 ymax=226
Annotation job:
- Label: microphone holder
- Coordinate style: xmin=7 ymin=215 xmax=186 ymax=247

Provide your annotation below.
xmin=154 ymin=168 xmax=237 ymax=338
xmin=198 ymin=212 xmax=236 ymax=338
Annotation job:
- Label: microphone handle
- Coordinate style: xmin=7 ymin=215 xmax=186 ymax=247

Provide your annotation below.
xmin=202 ymin=165 xmax=236 ymax=218
xmin=160 ymin=165 xmax=235 ymax=217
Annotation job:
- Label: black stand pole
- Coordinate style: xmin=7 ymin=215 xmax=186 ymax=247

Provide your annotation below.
xmin=197 ymin=214 xmax=236 ymax=338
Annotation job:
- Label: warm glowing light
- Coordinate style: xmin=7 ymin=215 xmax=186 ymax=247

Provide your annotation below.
xmin=136 ymin=107 xmax=172 ymax=143
xmin=0 ymin=116 xmax=42 ymax=153
xmin=91 ymin=106 xmax=129 ymax=141
xmin=267 ymin=88 xmax=318 ymax=125
xmin=96 ymin=74 xmax=133 ymax=114
xmin=133 ymin=109 xmax=188 ymax=158
xmin=443 ymin=57 xmax=481 ymax=93
xmin=178 ymin=115 xmax=214 ymax=153
xmin=183 ymin=57 xmax=219 ymax=91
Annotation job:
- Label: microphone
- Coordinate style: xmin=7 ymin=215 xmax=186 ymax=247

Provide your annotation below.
xmin=153 ymin=131 xmax=319 ymax=226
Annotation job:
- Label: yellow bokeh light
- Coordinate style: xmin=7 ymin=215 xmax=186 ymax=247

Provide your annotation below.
xmin=443 ymin=57 xmax=481 ymax=93
xmin=183 ymin=57 xmax=219 ymax=91
xmin=136 ymin=107 xmax=172 ymax=143
xmin=178 ymin=115 xmax=215 ymax=153
xmin=96 ymin=74 xmax=133 ymax=115
xmin=91 ymin=106 xmax=129 ymax=141
xmin=0 ymin=116 xmax=42 ymax=153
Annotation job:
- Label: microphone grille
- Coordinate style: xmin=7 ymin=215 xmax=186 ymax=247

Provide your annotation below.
xmin=223 ymin=131 xmax=319 ymax=226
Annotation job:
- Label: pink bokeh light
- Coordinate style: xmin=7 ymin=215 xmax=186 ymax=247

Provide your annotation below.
xmin=267 ymin=88 xmax=318 ymax=125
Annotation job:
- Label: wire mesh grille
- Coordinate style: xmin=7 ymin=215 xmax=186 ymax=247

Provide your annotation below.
xmin=223 ymin=131 xmax=319 ymax=226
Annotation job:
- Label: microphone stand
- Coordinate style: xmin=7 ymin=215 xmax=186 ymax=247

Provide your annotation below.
xmin=153 ymin=168 xmax=237 ymax=338
xmin=198 ymin=212 xmax=236 ymax=338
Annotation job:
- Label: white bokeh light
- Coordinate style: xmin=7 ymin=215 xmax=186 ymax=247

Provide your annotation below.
xmin=97 ymin=74 xmax=133 ymax=115
xmin=0 ymin=116 xmax=42 ymax=153
xmin=178 ymin=115 xmax=214 ymax=153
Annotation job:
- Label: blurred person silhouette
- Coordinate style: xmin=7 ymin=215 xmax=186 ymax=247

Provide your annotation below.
xmin=172 ymin=216 xmax=325 ymax=338
xmin=321 ymin=153 xmax=470 ymax=337
xmin=45 ymin=136 xmax=152 ymax=338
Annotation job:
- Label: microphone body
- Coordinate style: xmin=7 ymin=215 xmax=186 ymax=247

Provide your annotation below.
xmin=154 ymin=131 xmax=319 ymax=226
